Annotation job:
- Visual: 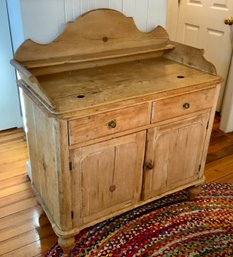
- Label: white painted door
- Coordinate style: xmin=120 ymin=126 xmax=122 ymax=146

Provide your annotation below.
xmin=220 ymin=53 xmax=233 ymax=132
xmin=167 ymin=0 xmax=233 ymax=111
xmin=0 ymin=0 xmax=22 ymax=130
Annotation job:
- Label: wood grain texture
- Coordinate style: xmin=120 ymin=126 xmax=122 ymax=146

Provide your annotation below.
xmin=14 ymin=10 xmax=170 ymax=66
xmin=207 ymin=114 xmax=233 ymax=163
xmin=23 ymin=93 xmax=61 ymax=229
xmin=143 ymin=113 xmax=209 ymax=200
xmin=69 ymin=103 xmax=150 ymax=145
xmin=71 ymin=132 xmax=146 ymax=224
xmin=11 ymin=10 xmax=221 ymax=119
xmin=9 ymin=9 xmax=223 ymax=255
xmin=10 ymin=60 xmax=55 ymax=110
xmin=198 ymin=84 xmax=221 ymax=179
xmin=0 ymin=128 xmax=57 ymax=257
xmin=164 ymin=41 xmax=218 ymax=75
xmin=17 ymin=2 xmax=169 ymax=77
xmin=0 ymin=119 xmax=232 ymax=256
xmin=36 ymin=58 xmax=221 ymax=117
xmin=27 ymin=49 xmax=165 ymax=76
xmin=152 ymin=88 xmax=215 ymax=123
xmin=23 ymin=93 xmax=74 ymax=234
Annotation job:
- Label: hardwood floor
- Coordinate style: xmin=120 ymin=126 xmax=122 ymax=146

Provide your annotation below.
xmin=205 ymin=115 xmax=233 ymax=183
xmin=0 ymin=116 xmax=232 ymax=257
xmin=0 ymin=129 xmax=56 ymax=257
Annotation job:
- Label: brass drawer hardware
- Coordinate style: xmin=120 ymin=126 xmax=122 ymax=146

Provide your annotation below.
xmin=183 ymin=102 xmax=190 ymax=109
xmin=108 ymin=120 xmax=117 ymax=129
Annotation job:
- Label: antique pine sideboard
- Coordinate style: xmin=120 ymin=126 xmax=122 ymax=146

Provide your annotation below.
xmin=11 ymin=9 xmax=222 ymax=255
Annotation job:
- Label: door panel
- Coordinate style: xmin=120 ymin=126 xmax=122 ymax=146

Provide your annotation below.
xmin=183 ymin=23 xmax=200 ymax=46
xmin=143 ymin=113 xmax=209 ymax=200
xmin=189 ymin=1 xmax=203 ymax=7
xmin=210 ymin=0 xmax=228 ymax=10
xmin=71 ymin=131 xmax=146 ymax=225
xmin=167 ymin=0 xmax=233 ymax=110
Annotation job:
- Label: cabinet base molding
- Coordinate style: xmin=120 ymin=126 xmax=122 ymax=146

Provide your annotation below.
xmin=32 ymin=177 xmax=205 ymax=237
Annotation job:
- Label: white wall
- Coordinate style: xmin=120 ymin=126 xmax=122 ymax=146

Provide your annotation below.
xmin=0 ymin=0 xmax=22 ymax=130
xmin=7 ymin=0 xmax=25 ymax=52
xmin=19 ymin=0 xmax=167 ymax=44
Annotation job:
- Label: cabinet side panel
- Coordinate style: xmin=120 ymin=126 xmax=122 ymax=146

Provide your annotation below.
xmin=199 ymin=84 xmax=221 ymax=177
xmin=56 ymin=120 xmax=73 ymax=231
xmin=23 ymin=92 xmax=61 ymax=228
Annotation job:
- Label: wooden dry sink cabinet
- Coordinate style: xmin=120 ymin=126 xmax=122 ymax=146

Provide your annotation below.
xmin=11 ymin=9 xmax=222 ymax=255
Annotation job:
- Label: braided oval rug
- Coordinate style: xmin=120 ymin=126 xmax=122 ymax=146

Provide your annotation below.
xmin=45 ymin=183 xmax=233 ymax=257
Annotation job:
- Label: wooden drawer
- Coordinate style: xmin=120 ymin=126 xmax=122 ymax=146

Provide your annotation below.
xmin=152 ymin=88 xmax=215 ymax=123
xmin=69 ymin=103 xmax=150 ymax=145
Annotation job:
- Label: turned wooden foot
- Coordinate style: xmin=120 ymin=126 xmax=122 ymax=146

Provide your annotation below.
xmin=58 ymin=236 xmax=75 ymax=257
xmin=187 ymin=185 xmax=202 ymax=198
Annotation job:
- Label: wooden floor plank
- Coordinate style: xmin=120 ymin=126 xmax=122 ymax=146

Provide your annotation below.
xmin=0 ymin=198 xmax=38 ymax=219
xmin=3 ymin=235 xmax=57 ymax=257
xmin=0 ymin=135 xmax=25 ymax=145
xmin=0 ymin=213 xmax=50 ymax=242
xmin=205 ymin=154 xmax=233 ymax=183
xmin=0 ymin=206 xmax=43 ymax=231
xmin=0 ymin=128 xmax=23 ymax=138
xmin=0 ymin=118 xmax=232 ymax=256
xmin=0 ymin=223 xmax=54 ymax=256
xmin=0 ymin=168 xmax=28 ymax=181
xmin=0 ymin=189 xmax=35 ymax=208
xmin=206 ymin=145 xmax=233 ymax=163
xmin=212 ymin=173 xmax=233 ymax=183
xmin=0 ymin=182 xmax=31 ymax=199
xmin=207 ymin=114 xmax=233 ymax=163
xmin=0 ymin=175 xmax=29 ymax=190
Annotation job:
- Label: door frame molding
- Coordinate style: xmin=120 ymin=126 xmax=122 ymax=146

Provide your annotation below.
xmin=166 ymin=0 xmax=179 ymax=41
xmin=220 ymin=53 xmax=233 ymax=132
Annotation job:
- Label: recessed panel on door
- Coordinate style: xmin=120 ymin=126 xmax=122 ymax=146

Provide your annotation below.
xmin=71 ymin=131 xmax=146 ymax=225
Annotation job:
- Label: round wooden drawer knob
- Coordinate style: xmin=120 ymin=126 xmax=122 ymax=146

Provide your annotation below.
xmin=144 ymin=162 xmax=154 ymax=170
xmin=109 ymin=185 xmax=116 ymax=192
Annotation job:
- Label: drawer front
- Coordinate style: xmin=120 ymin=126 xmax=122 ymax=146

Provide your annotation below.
xmin=152 ymin=88 xmax=216 ymax=123
xmin=69 ymin=103 xmax=150 ymax=145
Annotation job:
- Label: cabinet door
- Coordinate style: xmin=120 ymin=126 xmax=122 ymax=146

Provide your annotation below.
xmin=71 ymin=131 xmax=146 ymax=225
xmin=143 ymin=113 xmax=209 ymax=200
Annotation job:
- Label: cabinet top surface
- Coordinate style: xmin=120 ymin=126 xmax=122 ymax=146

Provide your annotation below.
xmin=13 ymin=9 xmax=221 ymax=118
xmin=35 ymin=57 xmax=221 ymax=116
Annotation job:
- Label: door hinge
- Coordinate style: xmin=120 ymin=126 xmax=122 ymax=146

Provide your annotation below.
xmin=69 ymin=161 xmax=72 ymax=171
xmin=206 ymin=121 xmax=209 ymax=130
xmin=178 ymin=0 xmax=181 ymax=6
xmin=71 ymin=211 xmax=74 ymax=219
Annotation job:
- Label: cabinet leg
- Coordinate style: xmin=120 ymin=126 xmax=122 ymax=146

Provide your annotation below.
xmin=58 ymin=236 xmax=75 ymax=257
xmin=187 ymin=185 xmax=202 ymax=198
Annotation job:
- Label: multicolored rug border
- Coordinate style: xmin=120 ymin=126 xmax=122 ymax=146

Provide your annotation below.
xmin=45 ymin=183 xmax=233 ymax=257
